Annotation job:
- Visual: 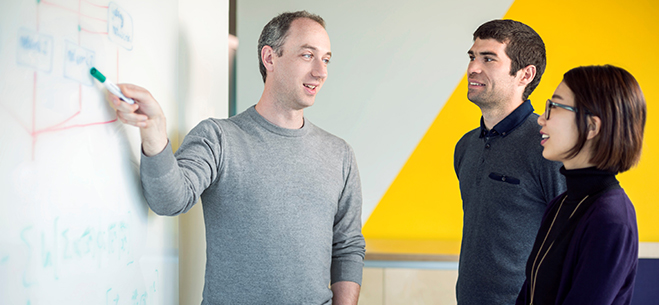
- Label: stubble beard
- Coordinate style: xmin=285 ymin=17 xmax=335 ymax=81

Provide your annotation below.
xmin=468 ymin=90 xmax=493 ymax=110
xmin=273 ymin=78 xmax=313 ymax=111
xmin=468 ymin=90 xmax=512 ymax=119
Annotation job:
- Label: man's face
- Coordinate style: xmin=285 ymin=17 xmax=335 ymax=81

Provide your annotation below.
xmin=270 ymin=18 xmax=331 ymax=110
xmin=466 ymin=38 xmax=519 ymax=109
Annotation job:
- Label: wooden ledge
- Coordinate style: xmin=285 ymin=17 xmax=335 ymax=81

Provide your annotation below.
xmin=365 ymin=239 xmax=460 ymax=262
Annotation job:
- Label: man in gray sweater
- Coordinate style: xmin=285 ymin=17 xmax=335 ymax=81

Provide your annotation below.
xmin=454 ymin=20 xmax=565 ymax=304
xmin=111 ymin=11 xmax=365 ymax=305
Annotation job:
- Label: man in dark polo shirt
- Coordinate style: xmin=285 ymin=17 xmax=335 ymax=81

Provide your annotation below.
xmin=454 ymin=19 xmax=566 ymax=305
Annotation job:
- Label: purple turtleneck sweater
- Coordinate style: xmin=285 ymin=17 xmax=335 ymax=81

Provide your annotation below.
xmin=516 ymin=167 xmax=638 ymax=305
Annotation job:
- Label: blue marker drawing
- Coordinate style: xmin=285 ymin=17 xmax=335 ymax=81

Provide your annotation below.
xmin=61 ymin=229 xmax=72 ymax=259
xmin=17 ymin=28 xmax=53 ymax=72
xmin=106 ymin=288 xmax=119 ymax=305
xmin=153 ymin=269 xmax=159 ymax=292
xmin=107 ymin=2 xmax=133 ymax=50
xmin=41 ymin=232 xmax=53 ymax=268
xmin=113 ymin=8 xmax=124 ymax=27
xmin=63 ymin=41 xmax=95 ymax=86
xmin=131 ymin=290 xmax=148 ymax=305
xmin=53 ymin=217 xmax=59 ymax=280
xmin=20 ymin=226 xmax=34 ymax=288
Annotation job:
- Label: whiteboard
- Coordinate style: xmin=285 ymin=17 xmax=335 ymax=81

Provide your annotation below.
xmin=0 ymin=0 xmax=179 ymax=304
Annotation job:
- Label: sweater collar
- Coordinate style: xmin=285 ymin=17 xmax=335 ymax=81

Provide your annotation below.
xmin=246 ymin=105 xmax=311 ymax=137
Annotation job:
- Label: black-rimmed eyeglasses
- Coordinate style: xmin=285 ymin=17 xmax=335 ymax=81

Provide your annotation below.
xmin=545 ymin=99 xmax=578 ymax=120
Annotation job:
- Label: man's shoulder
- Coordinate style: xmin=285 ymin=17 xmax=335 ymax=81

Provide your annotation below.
xmin=186 ymin=117 xmax=224 ymax=134
xmin=505 ymin=113 xmax=542 ymax=143
xmin=200 ymin=109 xmax=255 ymax=133
xmin=519 ymin=112 xmax=541 ymax=131
xmin=307 ymin=120 xmax=353 ymax=151
xmin=507 ymin=115 xmax=564 ymax=174
xmin=461 ymin=125 xmax=482 ymax=137
xmin=455 ymin=126 xmax=481 ymax=150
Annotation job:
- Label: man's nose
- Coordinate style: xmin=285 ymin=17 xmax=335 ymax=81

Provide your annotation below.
xmin=467 ymin=60 xmax=481 ymax=76
xmin=312 ymin=58 xmax=327 ymax=79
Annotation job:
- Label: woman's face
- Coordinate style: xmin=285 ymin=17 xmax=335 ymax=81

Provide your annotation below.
xmin=537 ymin=81 xmax=594 ymax=169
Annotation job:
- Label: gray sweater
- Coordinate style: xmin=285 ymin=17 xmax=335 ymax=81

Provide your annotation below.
xmin=454 ymin=102 xmax=565 ymax=305
xmin=140 ymin=106 xmax=365 ymax=304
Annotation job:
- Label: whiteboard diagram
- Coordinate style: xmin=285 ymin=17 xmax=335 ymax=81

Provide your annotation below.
xmin=6 ymin=0 xmax=137 ymax=159
xmin=0 ymin=1 xmax=179 ymax=304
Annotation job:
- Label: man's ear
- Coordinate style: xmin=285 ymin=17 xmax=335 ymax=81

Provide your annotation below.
xmin=517 ymin=64 xmax=537 ymax=87
xmin=587 ymin=115 xmax=601 ymax=140
xmin=261 ymin=45 xmax=275 ymax=73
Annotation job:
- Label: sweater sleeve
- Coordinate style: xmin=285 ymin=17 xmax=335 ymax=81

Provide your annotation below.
xmin=330 ymin=143 xmax=366 ymax=285
xmin=560 ymin=216 xmax=638 ymax=304
xmin=140 ymin=119 xmax=223 ymax=216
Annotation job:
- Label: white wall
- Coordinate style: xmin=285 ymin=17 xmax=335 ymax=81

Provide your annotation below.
xmin=236 ymin=0 xmax=515 ymax=224
xmin=177 ymin=0 xmax=229 ymax=304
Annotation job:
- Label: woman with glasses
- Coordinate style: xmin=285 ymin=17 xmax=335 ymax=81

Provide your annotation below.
xmin=516 ymin=65 xmax=646 ymax=305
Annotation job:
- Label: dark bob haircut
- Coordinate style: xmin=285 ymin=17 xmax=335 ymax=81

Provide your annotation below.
xmin=563 ymin=65 xmax=646 ymax=173
xmin=474 ymin=19 xmax=546 ymax=101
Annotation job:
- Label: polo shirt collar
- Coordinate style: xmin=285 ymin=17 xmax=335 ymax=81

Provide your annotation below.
xmin=479 ymin=100 xmax=534 ymax=138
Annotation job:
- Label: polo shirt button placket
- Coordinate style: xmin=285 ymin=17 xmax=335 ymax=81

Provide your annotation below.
xmin=482 ymin=142 xmax=491 ymax=164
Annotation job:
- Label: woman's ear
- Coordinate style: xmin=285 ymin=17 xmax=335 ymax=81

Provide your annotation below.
xmin=587 ymin=115 xmax=601 ymax=140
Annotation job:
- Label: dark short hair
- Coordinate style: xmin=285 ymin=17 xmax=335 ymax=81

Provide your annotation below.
xmin=257 ymin=11 xmax=325 ymax=83
xmin=473 ymin=19 xmax=546 ymax=101
xmin=563 ymin=65 xmax=646 ymax=173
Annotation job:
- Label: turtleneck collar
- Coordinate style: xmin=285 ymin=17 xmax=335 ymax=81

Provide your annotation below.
xmin=560 ymin=166 xmax=619 ymax=203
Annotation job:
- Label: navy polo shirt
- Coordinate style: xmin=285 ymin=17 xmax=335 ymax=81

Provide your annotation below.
xmin=454 ymin=100 xmax=566 ymax=305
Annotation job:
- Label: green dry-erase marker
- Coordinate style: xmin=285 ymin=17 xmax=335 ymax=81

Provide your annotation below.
xmin=90 ymin=67 xmax=135 ymax=104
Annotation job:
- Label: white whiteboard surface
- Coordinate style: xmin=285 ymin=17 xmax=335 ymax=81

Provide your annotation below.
xmin=0 ymin=0 xmax=179 ymax=304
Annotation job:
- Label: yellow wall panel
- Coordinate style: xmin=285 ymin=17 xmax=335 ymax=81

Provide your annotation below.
xmin=364 ymin=0 xmax=659 ymax=242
